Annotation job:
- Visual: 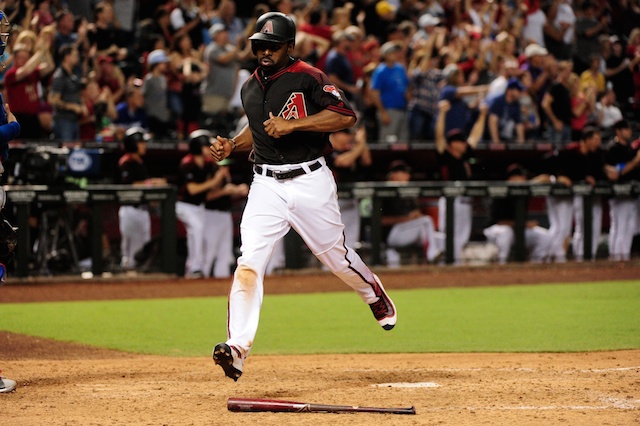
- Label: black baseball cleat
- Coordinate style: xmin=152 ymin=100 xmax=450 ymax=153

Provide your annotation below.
xmin=212 ymin=343 xmax=243 ymax=381
xmin=369 ymin=274 xmax=397 ymax=330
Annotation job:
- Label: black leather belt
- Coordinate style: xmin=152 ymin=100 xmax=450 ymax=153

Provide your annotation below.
xmin=254 ymin=161 xmax=322 ymax=180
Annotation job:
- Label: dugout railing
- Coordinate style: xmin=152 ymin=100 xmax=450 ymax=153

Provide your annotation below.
xmin=336 ymin=180 xmax=640 ymax=265
xmin=5 ymin=184 xmax=178 ymax=278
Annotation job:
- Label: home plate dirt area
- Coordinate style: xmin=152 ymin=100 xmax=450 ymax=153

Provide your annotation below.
xmin=1 ymin=262 xmax=639 ymax=426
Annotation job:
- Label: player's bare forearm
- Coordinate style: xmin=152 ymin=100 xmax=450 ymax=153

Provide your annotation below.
xmin=264 ymin=110 xmax=355 ymax=138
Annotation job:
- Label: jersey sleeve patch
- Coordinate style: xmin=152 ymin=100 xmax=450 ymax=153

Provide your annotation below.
xmin=323 ymin=85 xmax=343 ymax=100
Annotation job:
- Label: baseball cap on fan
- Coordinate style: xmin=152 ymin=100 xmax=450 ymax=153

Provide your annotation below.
xmin=209 ymin=23 xmax=227 ymax=38
xmin=418 ymin=13 xmax=440 ymax=28
xmin=147 ymin=49 xmax=169 ymax=66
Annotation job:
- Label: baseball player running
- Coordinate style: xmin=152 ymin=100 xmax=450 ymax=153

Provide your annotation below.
xmin=209 ymin=12 xmax=396 ymax=381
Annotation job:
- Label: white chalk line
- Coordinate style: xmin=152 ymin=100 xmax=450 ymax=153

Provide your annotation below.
xmin=349 ymin=366 xmax=640 ymax=374
xmin=417 ymin=397 xmax=640 ymax=412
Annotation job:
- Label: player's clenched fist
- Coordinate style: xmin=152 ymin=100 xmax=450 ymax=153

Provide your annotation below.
xmin=210 ymin=136 xmax=233 ymax=162
xmin=263 ymin=112 xmax=292 ymax=138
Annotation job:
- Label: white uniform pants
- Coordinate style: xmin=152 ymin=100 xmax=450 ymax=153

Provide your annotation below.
xmin=438 ymin=196 xmax=472 ymax=262
xmin=483 ymin=224 xmax=552 ymax=263
xmin=572 ymin=195 xmax=602 ymax=261
xmin=546 ymin=196 xmax=573 ymax=262
xmin=386 ymin=215 xmax=442 ymax=266
xmin=226 ymin=158 xmax=381 ymax=357
xmin=176 ymin=201 xmax=205 ymax=275
xmin=608 ymin=197 xmax=639 ymax=261
xmin=118 ymin=205 xmax=151 ymax=268
xmin=202 ymin=209 xmax=234 ymax=278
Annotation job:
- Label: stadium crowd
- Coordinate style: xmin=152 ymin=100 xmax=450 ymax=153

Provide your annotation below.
xmin=2 ymin=0 xmax=640 ymax=272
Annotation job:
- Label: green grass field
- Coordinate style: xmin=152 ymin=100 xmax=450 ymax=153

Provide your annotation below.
xmin=0 ymin=281 xmax=638 ymax=356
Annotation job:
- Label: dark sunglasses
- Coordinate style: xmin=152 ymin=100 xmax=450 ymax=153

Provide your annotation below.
xmin=252 ymin=40 xmax=285 ymax=52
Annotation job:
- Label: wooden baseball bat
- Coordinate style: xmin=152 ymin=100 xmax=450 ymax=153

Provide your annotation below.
xmin=227 ymin=397 xmax=416 ymax=415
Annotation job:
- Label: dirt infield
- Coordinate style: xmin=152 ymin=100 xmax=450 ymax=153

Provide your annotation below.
xmin=1 ymin=262 xmax=639 ymax=425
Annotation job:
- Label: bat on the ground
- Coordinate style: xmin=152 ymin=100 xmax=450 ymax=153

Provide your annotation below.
xmin=227 ymin=397 xmax=416 ymax=415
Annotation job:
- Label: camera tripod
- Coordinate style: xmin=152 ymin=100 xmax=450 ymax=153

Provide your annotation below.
xmin=32 ymin=208 xmax=80 ymax=275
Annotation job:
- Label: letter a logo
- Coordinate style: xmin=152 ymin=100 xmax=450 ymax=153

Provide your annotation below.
xmin=261 ymin=20 xmax=274 ymax=34
xmin=279 ymin=92 xmax=307 ymax=120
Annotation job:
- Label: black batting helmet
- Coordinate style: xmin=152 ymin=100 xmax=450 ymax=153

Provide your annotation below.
xmin=188 ymin=129 xmax=212 ymax=155
xmin=123 ymin=127 xmax=149 ymax=153
xmin=249 ymin=12 xmax=296 ymax=47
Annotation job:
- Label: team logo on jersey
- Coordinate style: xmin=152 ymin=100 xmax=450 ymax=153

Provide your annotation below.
xmin=261 ymin=20 xmax=274 ymax=34
xmin=323 ymin=85 xmax=342 ymax=100
xmin=279 ymin=92 xmax=307 ymax=120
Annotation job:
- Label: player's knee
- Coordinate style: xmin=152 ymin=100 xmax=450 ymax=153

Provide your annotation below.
xmin=235 ymin=264 xmax=258 ymax=290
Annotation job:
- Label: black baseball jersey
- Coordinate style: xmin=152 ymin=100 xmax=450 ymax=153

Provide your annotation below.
xmin=178 ymin=154 xmax=214 ymax=205
xmin=118 ymin=154 xmax=148 ymax=184
xmin=605 ymin=140 xmax=640 ymax=182
xmin=241 ymin=58 xmax=356 ymax=165
xmin=437 ymin=149 xmax=474 ymax=181
xmin=542 ymin=142 xmax=606 ymax=182
xmin=204 ymin=160 xmax=233 ymax=212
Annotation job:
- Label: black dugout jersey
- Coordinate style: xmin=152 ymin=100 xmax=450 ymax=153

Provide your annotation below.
xmin=241 ymin=58 xmax=356 ymax=165
xmin=542 ymin=142 xmax=606 ymax=182
xmin=178 ymin=154 xmax=214 ymax=205
xmin=605 ymin=140 xmax=640 ymax=182
xmin=118 ymin=154 xmax=148 ymax=184
xmin=437 ymin=149 xmax=474 ymax=181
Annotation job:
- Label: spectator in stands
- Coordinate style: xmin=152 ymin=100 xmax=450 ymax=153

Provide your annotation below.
xmin=142 ymin=49 xmax=174 ymax=140
xmin=437 ymin=63 xmax=488 ymax=136
xmin=327 ymin=126 xmax=372 ymax=249
xmin=87 ymin=2 xmax=129 ymax=63
xmin=4 ymin=39 xmax=54 ymax=140
xmin=604 ymin=119 xmax=640 ymax=261
xmin=487 ymin=77 xmax=526 ymax=145
xmin=407 ymin=27 xmax=445 ymax=142
xmin=381 ymin=159 xmax=442 ymax=268
xmin=541 ymin=59 xmax=573 ymax=146
xmin=94 ymin=54 xmax=125 ymax=103
xmin=410 ymin=13 xmax=442 ymax=52
xmin=48 ymin=44 xmax=85 ymax=141
xmin=520 ymin=43 xmax=552 ymax=128
xmin=486 ymin=58 xmax=521 ymax=102
xmin=169 ymin=0 xmax=207 ymax=50
xmin=171 ymin=33 xmax=206 ymax=137
xmin=371 ymin=41 xmax=409 ymax=143
xmin=595 ymin=86 xmax=623 ymax=140
xmin=520 ymin=85 xmax=541 ymax=142
xmin=580 ymin=54 xmax=606 ymax=96
xmin=435 ymin=99 xmax=489 ymax=263
xmin=568 ymin=72 xmax=597 ymax=142
xmin=209 ymin=0 xmax=245 ymax=46
xmin=542 ymin=1 xmax=573 ymax=61
xmin=202 ymin=24 xmax=239 ymax=123
xmin=53 ymin=9 xmax=88 ymax=67
xmin=114 ymin=84 xmax=149 ymax=139
xmin=324 ymin=30 xmax=359 ymax=103
xmin=79 ymin=77 xmax=117 ymax=141
xmin=30 ymin=0 xmax=54 ymax=34
xmin=483 ymin=164 xmax=552 ymax=264
xmin=135 ymin=7 xmax=173 ymax=57
xmin=573 ymin=1 xmax=608 ymax=74
xmin=607 ymin=35 xmax=635 ymax=118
